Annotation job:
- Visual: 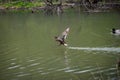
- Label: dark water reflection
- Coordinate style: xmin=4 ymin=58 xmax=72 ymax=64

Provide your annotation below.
xmin=0 ymin=12 xmax=120 ymax=80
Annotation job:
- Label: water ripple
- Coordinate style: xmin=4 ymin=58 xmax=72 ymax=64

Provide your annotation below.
xmin=7 ymin=65 xmax=21 ymax=69
xmin=65 ymin=69 xmax=79 ymax=73
xmin=17 ymin=73 xmax=30 ymax=77
xmin=74 ymin=68 xmax=98 ymax=74
xmin=93 ymin=67 xmax=117 ymax=74
xmin=28 ymin=63 xmax=40 ymax=67
xmin=56 ymin=67 xmax=70 ymax=71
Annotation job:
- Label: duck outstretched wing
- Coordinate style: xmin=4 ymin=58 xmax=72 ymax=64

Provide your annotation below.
xmin=57 ymin=27 xmax=70 ymax=40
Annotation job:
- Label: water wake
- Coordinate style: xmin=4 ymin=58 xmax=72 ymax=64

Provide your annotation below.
xmin=68 ymin=47 xmax=120 ymax=52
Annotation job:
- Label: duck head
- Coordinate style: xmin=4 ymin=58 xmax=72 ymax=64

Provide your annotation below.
xmin=112 ymin=28 xmax=116 ymax=34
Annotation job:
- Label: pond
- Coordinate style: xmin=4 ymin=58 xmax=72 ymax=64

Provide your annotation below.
xmin=0 ymin=11 xmax=120 ymax=80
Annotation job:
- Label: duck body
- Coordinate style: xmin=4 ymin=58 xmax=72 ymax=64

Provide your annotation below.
xmin=112 ymin=28 xmax=120 ymax=35
xmin=55 ymin=36 xmax=66 ymax=46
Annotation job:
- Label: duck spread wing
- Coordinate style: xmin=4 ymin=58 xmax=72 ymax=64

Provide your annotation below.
xmin=61 ymin=27 xmax=70 ymax=40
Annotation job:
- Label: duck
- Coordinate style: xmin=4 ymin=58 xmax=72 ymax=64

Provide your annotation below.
xmin=55 ymin=27 xmax=70 ymax=46
xmin=112 ymin=28 xmax=120 ymax=35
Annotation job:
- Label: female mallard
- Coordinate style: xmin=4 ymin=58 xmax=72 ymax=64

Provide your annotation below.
xmin=55 ymin=27 xmax=70 ymax=46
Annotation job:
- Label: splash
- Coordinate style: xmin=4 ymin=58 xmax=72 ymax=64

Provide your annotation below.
xmin=68 ymin=47 xmax=120 ymax=52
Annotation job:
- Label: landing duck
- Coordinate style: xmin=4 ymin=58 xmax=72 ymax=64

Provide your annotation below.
xmin=55 ymin=27 xmax=70 ymax=46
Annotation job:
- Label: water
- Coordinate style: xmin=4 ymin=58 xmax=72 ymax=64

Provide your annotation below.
xmin=0 ymin=12 xmax=120 ymax=80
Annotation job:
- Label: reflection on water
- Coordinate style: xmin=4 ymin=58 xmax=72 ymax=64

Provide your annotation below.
xmin=64 ymin=49 xmax=70 ymax=69
xmin=0 ymin=12 xmax=120 ymax=80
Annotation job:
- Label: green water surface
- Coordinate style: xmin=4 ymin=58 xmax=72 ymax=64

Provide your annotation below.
xmin=0 ymin=12 xmax=120 ymax=80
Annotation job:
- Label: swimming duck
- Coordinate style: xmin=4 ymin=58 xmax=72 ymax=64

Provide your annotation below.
xmin=112 ymin=28 xmax=120 ymax=35
xmin=55 ymin=27 xmax=70 ymax=46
